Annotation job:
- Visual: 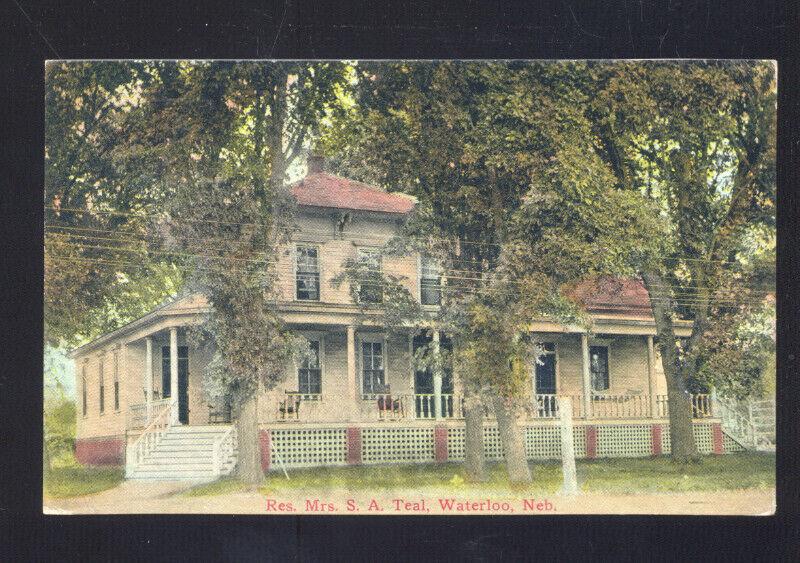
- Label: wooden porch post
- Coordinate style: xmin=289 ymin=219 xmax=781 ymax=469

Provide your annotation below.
xmin=145 ymin=336 xmax=153 ymax=421
xmin=581 ymin=333 xmax=592 ymax=419
xmin=433 ymin=330 xmax=443 ymax=421
xmin=647 ymin=335 xmax=657 ymax=418
xmin=347 ymin=325 xmax=358 ymax=421
xmin=170 ymin=327 xmax=179 ymax=425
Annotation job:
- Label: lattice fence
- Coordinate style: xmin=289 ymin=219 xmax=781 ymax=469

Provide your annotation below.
xmin=659 ymin=423 xmax=721 ymax=455
xmin=361 ymin=427 xmax=435 ymax=464
xmin=447 ymin=427 xmax=466 ymax=461
xmin=693 ymin=423 xmax=714 ymax=454
xmin=597 ymin=424 xmax=653 ymax=458
xmin=270 ymin=428 xmax=347 ymax=468
xmin=483 ymin=426 xmax=505 ymax=461
xmin=448 ymin=425 xmax=588 ymax=461
xmin=267 ymin=422 xmax=735 ymax=470
xmin=524 ymin=426 xmax=561 ymax=459
xmin=722 ymin=432 xmax=746 ymax=452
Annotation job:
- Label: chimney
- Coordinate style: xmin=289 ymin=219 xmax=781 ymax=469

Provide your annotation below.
xmin=307 ymin=153 xmax=325 ymax=174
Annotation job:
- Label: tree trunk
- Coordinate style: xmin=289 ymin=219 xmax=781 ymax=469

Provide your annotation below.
xmin=492 ymin=395 xmax=532 ymax=484
xmin=642 ymin=271 xmax=699 ymax=462
xmin=463 ymin=391 xmax=486 ymax=482
xmin=235 ymin=393 xmax=263 ymax=486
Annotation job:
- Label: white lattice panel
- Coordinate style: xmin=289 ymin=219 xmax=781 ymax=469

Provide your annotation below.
xmin=661 ymin=424 xmax=729 ymax=455
xmin=361 ymin=427 xmax=435 ymax=464
xmin=482 ymin=426 xmax=505 ymax=460
xmin=572 ymin=426 xmax=587 ymax=458
xmin=447 ymin=427 xmax=466 ymax=461
xmin=693 ymin=424 xmax=714 ymax=454
xmin=722 ymin=432 xmax=745 ymax=452
xmin=524 ymin=426 xmax=561 ymax=459
xmin=270 ymin=428 xmax=347 ymax=468
xmin=597 ymin=425 xmax=652 ymax=458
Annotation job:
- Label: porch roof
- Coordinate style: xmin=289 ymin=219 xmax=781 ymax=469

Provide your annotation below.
xmin=68 ymin=293 xmax=209 ymax=358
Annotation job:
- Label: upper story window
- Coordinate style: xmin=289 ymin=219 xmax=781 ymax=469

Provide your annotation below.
xmin=98 ymin=360 xmax=105 ymax=414
xmin=81 ymin=366 xmax=87 ymax=416
xmin=590 ymin=345 xmax=610 ymax=392
xmin=113 ymin=352 xmax=120 ymax=411
xmin=357 ymin=248 xmax=383 ymax=304
xmin=298 ymin=340 xmax=322 ymax=395
xmin=296 ymin=245 xmax=320 ymax=301
xmin=420 ymin=256 xmax=442 ymax=305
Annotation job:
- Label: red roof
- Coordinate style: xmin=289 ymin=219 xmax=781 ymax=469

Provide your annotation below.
xmin=569 ymin=277 xmax=653 ymax=317
xmin=291 ymin=172 xmax=416 ymax=214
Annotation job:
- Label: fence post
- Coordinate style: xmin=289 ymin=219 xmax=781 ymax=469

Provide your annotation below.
xmin=558 ymin=396 xmax=579 ymax=496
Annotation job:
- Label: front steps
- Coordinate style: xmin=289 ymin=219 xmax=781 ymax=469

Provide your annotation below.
xmin=126 ymin=425 xmax=237 ymax=481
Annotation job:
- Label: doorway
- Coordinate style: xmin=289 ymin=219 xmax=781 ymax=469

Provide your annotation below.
xmin=162 ymin=345 xmax=189 ymax=424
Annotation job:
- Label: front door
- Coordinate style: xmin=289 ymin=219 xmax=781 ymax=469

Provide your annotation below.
xmin=162 ymin=345 xmax=190 ymax=424
xmin=413 ymin=334 xmax=434 ymax=417
xmin=535 ymin=344 xmax=557 ymax=395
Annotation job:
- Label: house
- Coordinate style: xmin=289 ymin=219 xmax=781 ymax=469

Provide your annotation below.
xmin=70 ymin=158 xmax=744 ymax=480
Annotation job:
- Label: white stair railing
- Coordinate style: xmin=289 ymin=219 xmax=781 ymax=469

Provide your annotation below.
xmin=211 ymin=425 xmax=237 ymax=477
xmin=125 ymin=401 xmax=174 ymax=477
xmin=713 ymin=393 xmax=758 ymax=449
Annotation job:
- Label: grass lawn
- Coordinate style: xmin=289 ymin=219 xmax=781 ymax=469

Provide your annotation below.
xmin=43 ymin=458 xmax=124 ymax=499
xmin=181 ymin=452 xmax=774 ymax=497
xmin=262 ymin=453 xmax=774 ymax=495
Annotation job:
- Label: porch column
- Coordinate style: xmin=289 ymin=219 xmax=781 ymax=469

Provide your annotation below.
xmin=581 ymin=333 xmax=592 ymax=419
xmin=647 ymin=335 xmax=657 ymax=418
xmin=145 ymin=336 xmax=153 ymax=420
xmin=170 ymin=327 xmax=179 ymax=425
xmin=433 ymin=330 xmax=443 ymax=421
xmin=346 ymin=325 xmax=359 ymax=421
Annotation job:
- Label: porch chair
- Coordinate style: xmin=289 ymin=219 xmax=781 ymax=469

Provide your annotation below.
xmin=375 ymin=384 xmax=403 ymax=418
xmin=279 ymin=392 xmax=302 ymax=420
xmin=208 ymin=402 xmax=233 ymax=424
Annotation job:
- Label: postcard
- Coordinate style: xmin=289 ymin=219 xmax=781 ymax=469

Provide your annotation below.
xmin=43 ymin=60 xmax=775 ymax=515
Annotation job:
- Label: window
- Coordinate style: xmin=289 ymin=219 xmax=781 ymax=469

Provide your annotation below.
xmin=98 ymin=360 xmax=105 ymax=414
xmin=589 ymin=345 xmax=610 ymax=391
xmin=420 ymin=256 xmax=442 ymax=305
xmin=81 ymin=367 xmax=87 ymax=416
xmin=298 ymin=340 xmax=322 ymax=395
xmin=534 ymin=343 xmax=557 ymax=395
xmin=361 ymin=340 xmax=385 ymax=393
xmin=113 ymin=352 xmax=120 ymax=411
xmin=357 ymin=248 xmax=383 ymax=303
xmin=296 ymin=245 xmax=320 ymax=301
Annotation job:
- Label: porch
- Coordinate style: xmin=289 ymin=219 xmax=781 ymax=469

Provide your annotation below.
xmin=123 ymin=323 xmax=717 ymax=429
xmin=270 ymin=391 xmax=715 ymax=423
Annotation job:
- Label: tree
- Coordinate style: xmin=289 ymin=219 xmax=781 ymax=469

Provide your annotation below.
xmin=136 ymin=61 xmax=351 ymax=484
xmin=323 ymin=61 xmax=659 ymax=483
xmin=584 ymin=61 xmax=776 ymax=461
xmin=45 ymin=62 xmax=185 ymax=348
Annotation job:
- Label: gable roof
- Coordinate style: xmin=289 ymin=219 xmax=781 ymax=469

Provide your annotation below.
xmin=569 ymin=277 xmax=653 ymax=318
xmin=291 ymin=172 xmax=416 ymax=215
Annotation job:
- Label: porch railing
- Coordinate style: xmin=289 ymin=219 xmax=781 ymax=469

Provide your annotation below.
xmin=414 ymin=394 xmax=461 ymax=419
xmin=128 ymin=398 xmax=173 ymax=430
xmin=125 ymin=400 xmax=173 ymax=477
xmin=529 ymin=393 xmax=715 ymax=420
xmin=211 ymin=425 xmax=237 ymax=476
xmin=269 ymin=392 xmax=717 ymax=422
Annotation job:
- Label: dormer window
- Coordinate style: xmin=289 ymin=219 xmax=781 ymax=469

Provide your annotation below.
xmin=296 ymin=245 xmax=320 ymax=301
xmin=357 ymin=248 xmax=383 ymax=304
xmin=420 ymin=256 xmax=442 ymax=305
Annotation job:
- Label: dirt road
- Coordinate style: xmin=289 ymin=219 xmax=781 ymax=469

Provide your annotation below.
xmin=44 ymin=482 xmax=775 ymax=516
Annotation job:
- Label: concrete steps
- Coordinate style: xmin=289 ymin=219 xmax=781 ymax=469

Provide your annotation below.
xmin=126 ymin=425 xmax=237 ymax=482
